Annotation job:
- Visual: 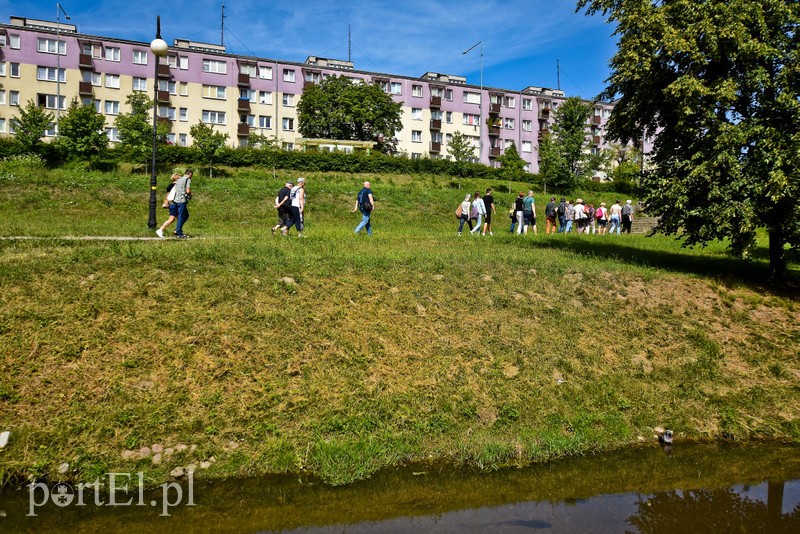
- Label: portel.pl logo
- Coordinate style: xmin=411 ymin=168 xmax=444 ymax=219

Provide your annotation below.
xmin=27 ymin=472 xmax=195 ymax=517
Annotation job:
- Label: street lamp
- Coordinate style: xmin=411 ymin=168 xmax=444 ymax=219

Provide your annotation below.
xmin=56 ymin=3 xmax=71 ymax=132
xmin=462 ymin=41 xmax=483 ymax=164
xmin=148 ymin=16 xmax=168 ymax=229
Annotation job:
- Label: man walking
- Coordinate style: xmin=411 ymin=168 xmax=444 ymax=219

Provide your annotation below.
xmin=481 ymin=187 xmax=496 ymax=236
xmin=285 ymin=177 xmax=306 ymax=237
xmin=173 ymin=168 xmax=192 ymax=238
xmin=545 ymin=197 xmax=557 ymax=234
xmin=621 ymin=199 xmax=634 ymax=234
xmin=271 ymin=181 xmax=293 ymax=235
xmin=353 ymin=181 xmax=374 ymax=236
xmin=556 ymin=198 xmax=567 ymax=232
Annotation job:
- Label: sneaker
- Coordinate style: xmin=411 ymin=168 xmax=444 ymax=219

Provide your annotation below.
xmin=489 ymin=232 xmax=493 ymax=236
xmin=156 ymin=228 xmax=164 ymax=239
xmin=177 ymin=234 xmax=189 ymax=239
xmin=271 ymin=227 xmax=276 ymax=236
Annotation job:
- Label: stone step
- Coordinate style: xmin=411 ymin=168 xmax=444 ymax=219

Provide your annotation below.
xmin=630 ymin=217 xmax=659 ymax=234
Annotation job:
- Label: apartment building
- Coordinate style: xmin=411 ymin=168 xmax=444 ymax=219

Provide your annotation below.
xmin=0 ymin=15 xmax=615 ymax=172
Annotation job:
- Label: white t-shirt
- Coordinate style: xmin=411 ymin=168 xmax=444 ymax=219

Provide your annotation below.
xmin=290 ymin=185 xmax=303 ymax=208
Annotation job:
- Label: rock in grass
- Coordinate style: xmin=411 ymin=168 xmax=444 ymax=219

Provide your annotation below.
xmin=58 ymin=462 xmax=70 ymax=474
xmin=170 ymin=466 xmax=185 ymax=478
xmin=138 ymin=447 xmax=152 ymax=459
xmin=280 ymin=276 xmax=296 ymax=285
xmin=121 ymin=450 xmax=137 ymax=460
xmin=152 ymin=443 xmax=163 ymax=454
xmin=0 ymin=431 xmax=10 ymax=448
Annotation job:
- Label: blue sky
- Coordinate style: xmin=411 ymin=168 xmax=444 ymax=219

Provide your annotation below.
xmin=3 ymin=0 xmax=618 ymax=100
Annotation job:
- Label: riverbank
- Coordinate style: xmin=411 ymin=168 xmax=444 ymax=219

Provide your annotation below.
xmin=0 ymin=162 xmax=798 ymax=487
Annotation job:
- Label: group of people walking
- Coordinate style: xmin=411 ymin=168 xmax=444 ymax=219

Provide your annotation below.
xmin=543 ymin=197 xmax=635 ymax=235
xmin=156 ymin=168 xmax=193 ymax=239
xmin=270 ymin=177 xmax=307 ymax=237
xmin=457 ymin=188 xmax=498 ymax=236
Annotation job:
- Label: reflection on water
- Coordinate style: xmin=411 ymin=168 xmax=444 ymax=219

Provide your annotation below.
xmin=1 ymin=443 xmax=798 ymax=533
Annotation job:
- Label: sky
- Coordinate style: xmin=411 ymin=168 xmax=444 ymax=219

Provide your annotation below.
xmin=2 ymin=0 xmax=619 ymax=100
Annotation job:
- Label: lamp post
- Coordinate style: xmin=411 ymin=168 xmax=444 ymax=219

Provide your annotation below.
xmin=56 ymin=3 xmax=71 ymax=132
xmin=148 ymin=16 xmax=168 ymax=229
xmin=462 ymin=41 xmax=483 ymax=164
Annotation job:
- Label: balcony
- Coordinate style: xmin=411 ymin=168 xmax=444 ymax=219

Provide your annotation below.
xmin=156 ymin=90 xmax=171 ymax=103
xmin=592 ymin=115 xmax=602 ymax=124
xmin=237 ymin=123 xmax=250 ymax=137
xmin=79 ymin=53 xmax=93 ymax=68
xmin=237 ymin=99 xmax=251 ymax=112
xmin=592 ymin=135 xmax=601 ymax=145
xmin=488 ymin=103 xmax=501 ymax=114
xmin=157 ymin=117 xmax=172 ymax=127
xmin=78 ymin=81 xmax=93 ymax=96
xmin=429 ymin=119 xmax=442 ymax=130
xmin=488 ymin=125 xmax=501 ymax=136
xmin=430 ymin=95 xmax=442 ymax=107
xmin=539 ymin=108 xmax=550 ymax=119
xmin=157 ymin=64 xmax=171 ymax=78
xmin=430 ymin=141 xmax=441 ymax=153
xmin=489 ymin=147 xmax=501 ymax=157
xmin=238 ymin=73 xmax=251 ymax=87
xmin=538 ymin=129 xmax=551 ymax=140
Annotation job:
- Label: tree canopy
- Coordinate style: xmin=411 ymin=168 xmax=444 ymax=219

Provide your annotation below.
xmin=114 ymin=92 xmax=170 ymax=164
xmin=189 ymin=121 xmax=229 ymax=176
xmin=297 ymin=76 xmax=402 ymax=153
xmin=537 ymin=97 xmax=593 ymax=191
xmin=56 ymin=99 xmax=108 ymax=160
xmin=10 ymin=100 xmax=54 ymax=154
xmin=578 ymin=0 xmax=800 ymax=278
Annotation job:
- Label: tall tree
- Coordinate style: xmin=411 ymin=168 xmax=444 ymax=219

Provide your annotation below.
xmin=578 ymin=0 xmax=800 ymax=279
xmin=10 ymin=100 xmax=54 ymax=154
xmin=115 ymin=92 xmax=170 ymax=164
xmin=497 ymin=142 xmax=527 ymax=181
xmin=56 ymin=99 xmax=108 ymax=160
xmin=297 ymin=76 xmax=402 ymax=153
xmin=538 ymin=97 xmax=593 ymax=190
xmin=189 ymin=121 xmax=229 ymax=176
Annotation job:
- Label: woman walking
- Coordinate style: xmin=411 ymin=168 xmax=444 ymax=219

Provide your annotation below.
xmin=457 ymin=194 xmax=473 ymax=236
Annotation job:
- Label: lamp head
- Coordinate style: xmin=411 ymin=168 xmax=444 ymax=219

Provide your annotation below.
xmin=150 ymin=38 xmax=168 ymax=58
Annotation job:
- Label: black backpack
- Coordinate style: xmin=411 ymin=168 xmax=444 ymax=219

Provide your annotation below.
xmin=557 ymin=202 xmax=566 ymax=216
xmin=360 ymin=190 xmax=373 ymax=212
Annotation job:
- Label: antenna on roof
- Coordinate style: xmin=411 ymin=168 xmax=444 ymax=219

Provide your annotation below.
xmin=557 ymin=58 xmax=561 ymax=91
xmin=348 ymin=24 xmax=351 ymax=63
xmin=221 ymin=1 xmax=225 ymax=46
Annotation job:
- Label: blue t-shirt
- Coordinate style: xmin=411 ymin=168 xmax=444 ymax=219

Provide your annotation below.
xmin=358 ymin=187 xmax=373 ymax=209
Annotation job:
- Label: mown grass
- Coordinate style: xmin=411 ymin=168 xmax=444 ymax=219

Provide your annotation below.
xmin=0 ymin=157 xmax=798 ymax=486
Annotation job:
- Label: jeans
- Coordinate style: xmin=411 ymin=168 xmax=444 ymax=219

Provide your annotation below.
xmin=558 ymin=215 xmax=566 ymax=232
xmin=354 ymin=212 xmax=372 ymax=235
xmin=175 ymin=202 xmax=189 ymax=235
xmin=609 ymin=215 xmax=620 ymax=235
xmin=458 ymin=215 xmax=473 ymax=233
xmin=470 ymin=214 xmax=483 ymax=233
xmin=565 ymin=220 xmax=573 ymax=233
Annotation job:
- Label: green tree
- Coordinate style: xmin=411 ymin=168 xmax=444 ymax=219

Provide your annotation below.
xmin=538 ymin=97 xmax=592 ymax=190
xmin=55 ymin=99 xmax=108 ymax=160
xmin=578 ymin=0 xmax=800 ymax=278
xmin=497 ymin=142 xmax=527 ymax=181
xmin=297 ymin=76 xmax=402 ymax=154
xmin=448 ymin=131 xmax=475 ymax=163
xmin=10 ymin=100 xmax=54 ymax=154
xmin=190 ymin=121 xmax=229 ymax=176
xmin=115 ymin=92 xmax=170 ymax=164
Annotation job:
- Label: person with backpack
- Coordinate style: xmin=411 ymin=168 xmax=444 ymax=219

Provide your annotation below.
xmin=595 ymin=202 xmax=608 ymax=235
xmin=470 ymin=191 xmax=485 ymax=235
xmin=285 ymin=177 xmax=306 ymax=237
xmin=353 ymin=181 xmax=375 ymax=236
xmin=172 ymin=168 xmax=193 ymax=238
xmin=556 ymin=198 xmax=567 ymax=232
xmin=545 ymin=197 xmax=557 ymax=234
xmin=271 ymin=181 xmax=293 ymax=236
xmin=457 ymin=193 xmax=473 ymax=236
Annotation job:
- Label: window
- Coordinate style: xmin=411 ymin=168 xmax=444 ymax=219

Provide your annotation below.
xmin=411 ymin=130 xmax=422 ymax=142
xmin=504 ymin=118 xmax=515 ymax=129
xmin=0 ymin=63 xmax=5 ymax=76
xmin=202 ymin=110 xmax=226 ymax=125
xmin=45 ymin=123 xmax=58 ymax=137
xmin=444 ymin=89 xmax=453 ymax=101
xmin=82 ymin=43 xmax=102 ymax=57
xmin=411 ymin=153 xmax=421 ymax=160
xmin=10 ymin=63 xmax=20 ymax=78
xmin=0 ymin=91 xmax=4 ymax=105
xmin=283 ymin=69 xmax=295 ymax=82
xmin=105 ymin=74 xmax=120 ymax=89
xmin=522 ymin=98 xmax=533 ymax=111
xmin=258 ymin=91 xmax=272 ymax=105
xmin=259 ymin=65 xmax=273 ymax=79
xmin=179 ymin=56 xmax=189 ymax=70
xmin=179 ymin=107 xmax=188 ymax=121
xmin=132 ymin=77 xmax=147 ymax=92
xmin=431 ymin=110 xmax=442 ymax=120
xmin=503 ymin=96 xmax=516 ymax=108
xmin=92 ymin=99 xmax=101 ymax=112
xmin=105 ymin=46 xmax=121 ymax=61
xmin=37 ymin=67 xmax=66 ymax=82
xmin=10 ymin=35 xmax=21 ymax=49
xmin=240 ymin=89 xmax=255 ymax=101
xmin=202 ymin=85 xmax=227 ymax=99
xmin=132 ymin=50 xmax=148 ymax=65
xmin=179 ymin=82 xmax=188 ymax=96
xmin=522 ymin=120 xmax=532 ymax=132
xmin=282 ymin=94 xmax=294 ymax=107
xmin=179 ymin=133 xmax=188 ymax=146
xmin=159 ymin=80 xmax=177 ymax=94
xmin=445 ymin=111 xmax=453 ymax=124
xmin=83 ymin=71 xmax=101 ymax=86
xmin=412 ymin=85 xmax=423 ymax=97
xmin=38 ymin=94 xmax=66 ymax=110
xmin=411 ymin=108 xmax=422 ymax=120
xmin=202 ymin=59 xmax=227 ymax=74
xmin=258 ymin=115 xmax=272 ymax=129
xmin=304 ymin=71 xmax=321 ymax=84
xmin=166 ymin=133 xmax=176 ymax=144
xmin=245 ymin=114 xmax=255 ymax=127
xmin=521 ymin=140 xmax=532 ymax=152
xmin=105 ymin=127 xmax=119 ymax=142
xmin=463 ymin=91 xmax=480 ymax=104
xmin=37 ymin=38 xmax=66 ymax=55
xmin=376 ymin=80 xmax=389 ymax=93
xmin=462 ymin=113 xmax=480 ymax=126
xmin=104 ymin=100 xmax=120 ymax=115
xmin=390 ymin=82 xmax=402 ymax=95
xmin=0 ymin=118 xmax=5 ymax=133
xmin=158 ymin=106 xmax=175 ymax=119
xmin=282 ymin=117 xmax=294 ymax=131
xmin=240 ymin=63 xmax=257 ymax=77
xmin=10 ymin=91 xmax=20 ymax=106
xmin=167 ymin=54 xmax=178 ymax=67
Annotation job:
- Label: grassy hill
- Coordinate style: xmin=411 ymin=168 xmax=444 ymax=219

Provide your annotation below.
xmin=0 ymin=157 xmax=798 ymax=486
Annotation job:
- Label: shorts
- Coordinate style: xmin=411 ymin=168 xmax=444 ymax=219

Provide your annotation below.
xmin=597 ymin=219 xmax=607 ymax=227
xmin=168 ymin=203 xmax=178 ymax=217
xmin=484 ymin=211 xmax=492 ymax=224
xmin=523 ymin=211 xmax=535 ymax=225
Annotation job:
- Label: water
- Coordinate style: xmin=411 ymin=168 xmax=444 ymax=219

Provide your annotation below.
xmin=1 ymin=442 xmax=798 ymax=533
